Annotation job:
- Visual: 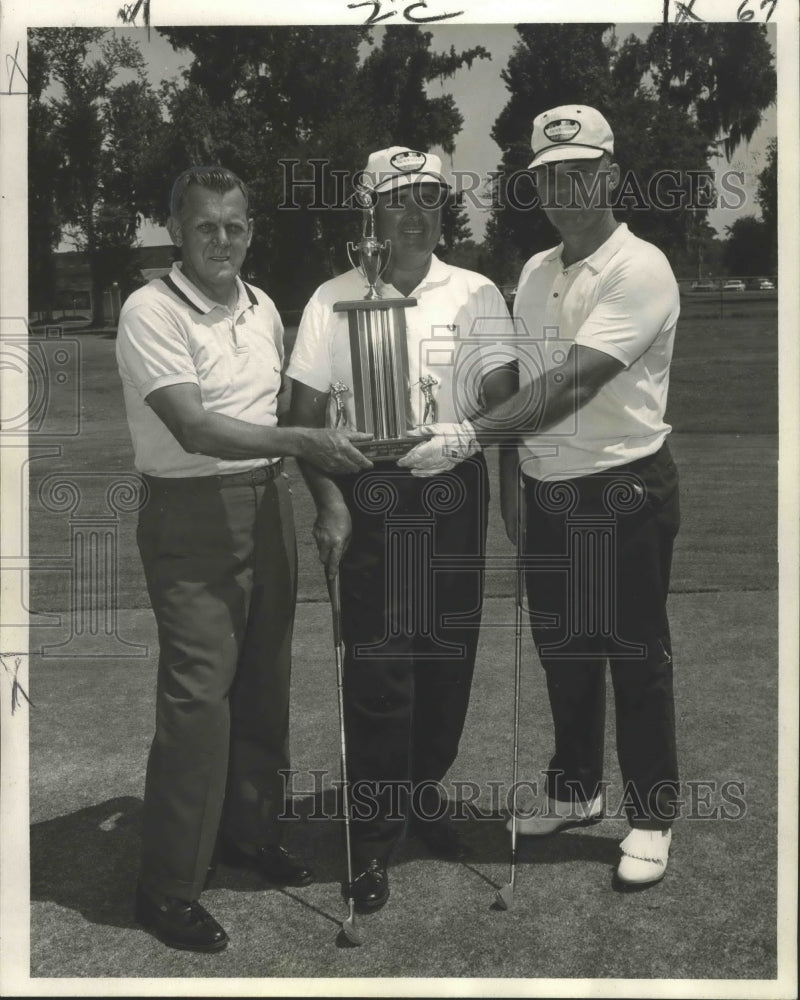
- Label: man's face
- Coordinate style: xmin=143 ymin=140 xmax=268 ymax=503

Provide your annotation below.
xmin=167 ymin=185 xmax=252 ymax=300
xmin=374 ymin=183 xmax=444 ymax=271
xmin=532 ymin=156 xmax=618 ymax=233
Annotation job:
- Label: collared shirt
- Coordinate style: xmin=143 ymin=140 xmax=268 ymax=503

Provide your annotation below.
xmin=116 ymin=262 xmax=284 ymax=477
xmin=286 ymin=255 xmax=514 ymax=428
xmin=513 ymin=223 xmax=680 ymax=480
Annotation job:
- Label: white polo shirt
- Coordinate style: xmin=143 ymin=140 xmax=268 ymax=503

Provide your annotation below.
xmin=513 ymin=223 xmax=680 ymax=480
xmin=287 ymin=255 xmax=514 ymax=428
xmin=116 ymin=262 xmax=284 ymax=477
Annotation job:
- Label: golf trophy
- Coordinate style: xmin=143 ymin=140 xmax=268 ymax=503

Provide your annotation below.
xmin=331 ymin=187 xmax=429 ymax=460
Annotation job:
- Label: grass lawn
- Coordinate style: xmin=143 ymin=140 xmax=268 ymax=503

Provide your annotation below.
xmin=18 ymin=301 xmax=790 ymax=991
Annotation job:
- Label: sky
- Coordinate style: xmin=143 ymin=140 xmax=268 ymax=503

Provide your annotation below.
xmin=96 ymin=23 xmax=776 ymax=247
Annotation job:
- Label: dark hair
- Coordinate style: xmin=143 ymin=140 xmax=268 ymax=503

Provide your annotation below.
xmin=169 ymin=166 xmax=250 ymax=219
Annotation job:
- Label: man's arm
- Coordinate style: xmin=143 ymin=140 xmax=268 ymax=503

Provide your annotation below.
xmin=288 ymin=379 xmax=354 ymax=581
xmin=146 ymin=382 xmax=373 ymax=476
xmin=480 ymin=362 xmax=519 ymax=412
xmin=471 ymin=344 xmax=624 ymax=443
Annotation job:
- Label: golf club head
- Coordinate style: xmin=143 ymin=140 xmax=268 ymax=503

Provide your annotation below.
xmin=494 ymin=883 xmax=514 ymax=910
xmin=339 ymin=913 xmax=364 ymax=946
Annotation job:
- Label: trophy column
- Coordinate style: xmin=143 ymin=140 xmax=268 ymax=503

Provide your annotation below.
xmin=332 ymin=297 xmax=418 ymax=460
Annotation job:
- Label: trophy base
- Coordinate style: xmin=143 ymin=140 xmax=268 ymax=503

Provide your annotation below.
xmin=355 ymin=436 xmax=419 ymax=462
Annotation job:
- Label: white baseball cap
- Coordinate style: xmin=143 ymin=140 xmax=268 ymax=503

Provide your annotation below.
xmin=528 ymin=105 xmax=614 ymax=169
xmin=356 ymin=146 xmax=451 ymax=196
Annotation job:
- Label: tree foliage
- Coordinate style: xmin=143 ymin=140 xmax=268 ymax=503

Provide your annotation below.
xmin=632 ymin=23 xmax=777 ymax=159
xmin=756 ymin=136 xmax=777 ymax=254
xmin=28 ymin=28 xmax=164 ymax=323
xmin=721 ymin=215 xmax=775 ymax=277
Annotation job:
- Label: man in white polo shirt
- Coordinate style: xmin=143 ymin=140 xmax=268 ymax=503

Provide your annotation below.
xmin=465 ymin=106 xmax=681 ymax=889
xmin=288 ymin=147 xmax=517 ymax=913
xmin=116 ymin=166 xmax=372 ymax=952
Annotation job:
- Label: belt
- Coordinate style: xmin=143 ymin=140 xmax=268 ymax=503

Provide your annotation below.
xmin=214 ymin=461 xmax=283 ymax=487
xmin=143 ymin=461 xmax=283 ymax=491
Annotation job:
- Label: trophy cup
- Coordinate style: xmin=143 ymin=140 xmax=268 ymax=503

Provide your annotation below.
xmin=332 ymin=188 xmax=423 ymax=461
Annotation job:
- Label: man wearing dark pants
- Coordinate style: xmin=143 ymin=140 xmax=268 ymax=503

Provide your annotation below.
xmin=442 ymin=106 xmax=681 ymax=888
xmin=288 ymin=146 xmax=516 ymax=912
xmin=117 ymin=166 xmax=372 ymax=951
xmin=333 ymin=450 xmax=488 ymax=866
xmin=521 ymin=444 xmax=680 ymax=833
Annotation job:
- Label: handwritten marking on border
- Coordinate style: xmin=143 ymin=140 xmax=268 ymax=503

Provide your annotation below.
xmin=347 ymin=0 xmax=464 ymax=25
xmin=1 ymin=654 xmax=33 ymax=714
xmin=117 ymin=0 xmax=152 ymax=39
xmin=4 ymin=41 xmax=28 ymax=96
xmin=673 ymin=0 xmax=777 ymax=20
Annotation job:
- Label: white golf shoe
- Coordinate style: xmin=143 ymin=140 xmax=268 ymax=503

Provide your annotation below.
xmin=506 ymin=793 xmax=604 ymax=836
xmin=615 ymin=828 xmax=672 ymax=889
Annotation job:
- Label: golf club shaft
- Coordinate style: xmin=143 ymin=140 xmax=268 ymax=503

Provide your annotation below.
xmin=508 ymin=468 xmax=525 ymax=883
xmin=328 ymin=574 xmax=357 ymax=892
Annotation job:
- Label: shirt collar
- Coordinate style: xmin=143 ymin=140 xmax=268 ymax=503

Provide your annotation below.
xmin=543 ymin=222 xmax=630 ymax=274
xmin=171 ymin=262 xmax=249 ymax=314
xmin=376 ymin=252 xmax=451 ymax=297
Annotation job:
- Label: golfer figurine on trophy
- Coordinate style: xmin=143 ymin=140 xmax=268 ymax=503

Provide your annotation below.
xmin=330 ymin=380 xmax=350 ymax=429
xmin=418 ymin=374 xmax=439 ymax=425
xmin=332 ymin=186 xmax=422 ymax=460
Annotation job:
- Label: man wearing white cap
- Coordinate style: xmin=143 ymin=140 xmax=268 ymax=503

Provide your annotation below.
xmin=288 ymin=146 xmax=517 ymax=912
xmin=464 ymin=106 xmax=682 ymax=888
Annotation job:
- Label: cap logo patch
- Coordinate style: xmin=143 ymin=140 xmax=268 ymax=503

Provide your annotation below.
xmin=390 ymin=150 xmax=427 ymax=172
xmin=543 ymin=119 xmax=581 ymax=142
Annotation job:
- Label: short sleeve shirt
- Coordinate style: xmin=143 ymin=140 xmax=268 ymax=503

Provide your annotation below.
xmin=116 ymin=262 xmax=284 ymax=477
xmin=513 ymin=223 xmax=680 ymax=480
xmin=286 ymin=255 xmax=515 ymax=428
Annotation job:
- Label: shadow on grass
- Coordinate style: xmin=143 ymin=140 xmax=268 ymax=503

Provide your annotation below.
xmin=30 ymin=796 xmax=143 ymax=930
xmin=30 ymin=792 xmax=621 ymax=930
xmin=257 ymin=791 xmax=622 ymax=883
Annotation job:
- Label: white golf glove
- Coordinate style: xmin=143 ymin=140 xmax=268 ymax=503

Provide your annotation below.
xmin=397 ymin=420 xmax=480 ymax=478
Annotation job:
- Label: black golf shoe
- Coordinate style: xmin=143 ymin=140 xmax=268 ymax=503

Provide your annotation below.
xmin=345 ymin=859 xmax=390 ymax=913
xmin=134 ymin=887 xmax=229 ymax=953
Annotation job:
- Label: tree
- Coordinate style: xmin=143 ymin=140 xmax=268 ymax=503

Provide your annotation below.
xmin=27 ymin=40 xmax=64 ymax=318
xmin=756 ymin=137 xmax=777 ymax=262
xmin=722 ymin=215 xmax=775 ymax=278
xmin=28 ymin=29 xmax=165 ymax=325
xmin=670 ymin=216 xmax=725 ymax=280
xmin=633 ymin=22 xmax=777 ymax=159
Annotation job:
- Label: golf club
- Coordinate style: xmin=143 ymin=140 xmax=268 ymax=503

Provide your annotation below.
xmin=495 ymin=466 xmax=525 ymax=911
xmin=328 ymin=572 xmax=364 ymax=946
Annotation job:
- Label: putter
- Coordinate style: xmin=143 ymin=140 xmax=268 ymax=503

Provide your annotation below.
xmin=495 ymin=468 xmax=524 ymax=911
xmin=328 ymin=572 xmax=364 ymax=946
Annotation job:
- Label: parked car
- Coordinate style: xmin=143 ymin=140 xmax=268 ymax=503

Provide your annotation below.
xmin=690 ymin=281 xmax=715 ymax=292
xmin=723 ymin=280 xmax=746 ymax=292
xmin=757 ymin=278 xmax=775 ymax=290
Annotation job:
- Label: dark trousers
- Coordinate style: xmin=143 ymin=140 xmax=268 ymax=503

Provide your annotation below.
xmin=522 ymin=442 xmax=680 ymax=829
xmin=136 ymin=470 xmax=297 ymax=901
xmin=336 ymin=454 xmax=488 ymax=865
